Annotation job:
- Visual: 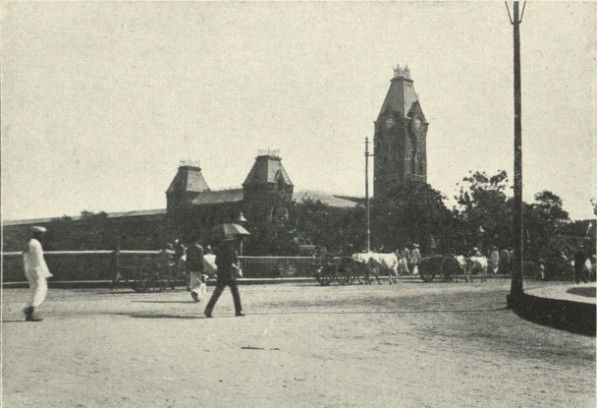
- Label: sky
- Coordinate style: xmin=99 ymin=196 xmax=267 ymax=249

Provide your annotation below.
xmin=1 ymin=1 xmax=595 ymax=221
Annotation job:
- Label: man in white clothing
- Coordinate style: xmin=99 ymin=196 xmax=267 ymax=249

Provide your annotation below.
xmin=23 ymin=226 xmax=53 ymax=321
xmin=410 ymin=244 xmax=421 ymax=275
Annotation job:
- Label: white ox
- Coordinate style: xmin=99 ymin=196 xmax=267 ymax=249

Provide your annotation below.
xmin=351 ymin=252 xmax=399 ymax=284
xmin=451 ymin=255 xmax=468 ymax=282
xmin=466 ymin=256 xmax=488 ymax=282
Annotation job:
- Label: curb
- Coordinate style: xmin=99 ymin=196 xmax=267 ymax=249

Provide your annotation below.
xmin=508 ymin=292 xmax=596 ymax=336
xmin=2 ymin=278 xmax=317 ymax=289
xmin=2 ymin=274 xmax=513 ymax=289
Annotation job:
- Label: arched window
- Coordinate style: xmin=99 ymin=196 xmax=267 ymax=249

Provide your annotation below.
xmin=418 ymin=153 xmax=424 ymax=174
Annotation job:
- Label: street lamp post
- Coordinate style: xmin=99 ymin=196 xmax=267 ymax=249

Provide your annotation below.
xmin=365 ymin=137 xmax=375 ymax=252
xmin=506 ymin=1 xmax=527 ymax=303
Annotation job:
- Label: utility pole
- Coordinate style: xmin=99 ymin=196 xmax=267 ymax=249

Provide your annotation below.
xmin=505 ymin=1 xmax=526 ymax=303
xmin=365 ymin=137 xmax=374 ymax=252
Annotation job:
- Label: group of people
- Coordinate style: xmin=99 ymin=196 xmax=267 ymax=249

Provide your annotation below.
xmin=394 ymin=244 xmax=421 ymax=275
xmin=21 ymin=226 xmax=246 ymax=322
xmin=471 ymin=245 xmax=513 ymax=275
xmin=157 ymin=236 xmax=245 ymax=317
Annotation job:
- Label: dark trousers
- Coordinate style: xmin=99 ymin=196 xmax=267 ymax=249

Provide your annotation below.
xmin=205 ymin=278 xmax=242 ymax=314
xmin=574 ymin=266 xmax=587 ymax=284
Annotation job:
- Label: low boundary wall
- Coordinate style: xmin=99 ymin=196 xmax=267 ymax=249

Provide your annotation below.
xmin=508 ymin=292 xmax=596 ymax=336
xmin=2 ymin=251 xmax=316 ymax=282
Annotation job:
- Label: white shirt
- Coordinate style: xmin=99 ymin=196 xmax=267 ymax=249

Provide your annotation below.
xmin=410 ymin=249 xmax=421 ymax=264
xmin=23 ymin=239 xmax=53 ymax=279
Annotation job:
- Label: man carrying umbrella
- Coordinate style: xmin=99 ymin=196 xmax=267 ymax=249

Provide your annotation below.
xmin=204 ymin=223 xmax=249 ymax=318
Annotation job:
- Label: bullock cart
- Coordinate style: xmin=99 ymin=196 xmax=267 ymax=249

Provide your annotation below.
xmin=313 ymin=256 xmax=359 ymax=286
xmin=118 ymin=251 xmax=175 ymax=293
xmin=418 ymin=255 xmax=463 ymax=283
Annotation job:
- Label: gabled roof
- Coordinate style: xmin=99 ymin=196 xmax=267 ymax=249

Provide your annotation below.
xmin=377 ymin=75 xmax=420 ymax=121
xmin=294 ymin=190 xmax=363 ymax=208
xmin=243 ymin=155 xmax=293 ymax=186
xmin=189 ymin=189 xmax=244 ymax=206
xmin=166 ymin=165 xmax=210 ymax=194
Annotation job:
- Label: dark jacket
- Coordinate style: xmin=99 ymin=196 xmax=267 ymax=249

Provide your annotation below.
xmin=574 ymin=251 xmax=586 ymax=272
xmin=186 ymin=244 xmax=205 ymax=272
xmin=215 ymin=244 xmax=239 ymax=280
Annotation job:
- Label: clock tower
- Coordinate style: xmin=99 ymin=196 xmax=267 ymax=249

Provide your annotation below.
xmin=373 ymin=65 xmax=428 ymax=200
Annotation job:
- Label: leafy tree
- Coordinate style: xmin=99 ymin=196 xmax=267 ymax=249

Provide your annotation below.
xmin=371 ymin=180 xmax=449 ymax=253
xmin=244 ymin=192 xmax=299 ymax=255
xmin=455 ymin=170 xmax=511 ymax=252
xmin=292 ymin=199 xmax=366 ymax=253
xmin=524 ymin=190 xmax=570 ymax=263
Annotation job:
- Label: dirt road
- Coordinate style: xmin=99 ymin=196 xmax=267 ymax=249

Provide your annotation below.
xmin=2 ymin=280 xmax=595 ymax=407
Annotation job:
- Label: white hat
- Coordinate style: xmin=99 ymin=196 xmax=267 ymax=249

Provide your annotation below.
xmin=31 ymin=226 xmax=47 ymax=233
xmin=413 ymin=243 xmax=419 ymax=248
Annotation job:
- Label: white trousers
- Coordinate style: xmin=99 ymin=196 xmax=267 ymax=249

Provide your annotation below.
xmin=412 ymin=264 xmax=419 ymax=275
xmin=26 ymin=274 xmax=48 ymax=308
xmin=189 ymin=271 xmax=207 ymax=300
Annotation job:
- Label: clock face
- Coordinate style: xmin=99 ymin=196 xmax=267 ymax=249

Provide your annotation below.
xmin=384 ymin=117 xmax=395 ymax=130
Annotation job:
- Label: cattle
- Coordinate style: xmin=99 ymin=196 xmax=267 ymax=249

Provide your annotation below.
xmin=452 ymin=255 xmax=469 ymax=282
xmin=368 ymin=253 xmax=399 ymax=284
xmin=351 ymin=252 xmax=398 ymax=284
xmin=466 ymin=256 xmax=488 ymax=282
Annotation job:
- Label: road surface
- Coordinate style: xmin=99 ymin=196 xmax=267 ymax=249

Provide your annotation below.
xmin=2 ymin=279 xmax=595 ymax=407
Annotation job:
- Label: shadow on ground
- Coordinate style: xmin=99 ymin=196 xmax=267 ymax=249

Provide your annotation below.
xmin=567 ymin=287 xmax=596 ymax=298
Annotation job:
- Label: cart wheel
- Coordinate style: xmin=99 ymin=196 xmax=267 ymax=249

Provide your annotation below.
xmin=441 ymin=257 xmax=460 ymax=282
xmin=315 ymin=265 xmax=334 ymax=286
xmin=419 ymin=265 xmax=436 ymax=283
xmin=344 ymin=270 xmax=356 ymax=285
xmin=147 ymin=274 xmax=167 ymax=293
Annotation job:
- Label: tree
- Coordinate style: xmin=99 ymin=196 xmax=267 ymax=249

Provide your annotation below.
xmin=244 ymin=192 xmax=299 ymax=255
xmin=455 ymin=170 xmax=511 ymax=252
xmin=292 ymin=199 xmax=366 ymax=253
xmin=371 ymin=180 xmax=449 ymax=253
xmin=524 ymin=190 xmax=570 ymax=263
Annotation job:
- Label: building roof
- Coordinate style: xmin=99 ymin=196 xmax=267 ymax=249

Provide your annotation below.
xmin=3 ymin=208 xmax=167 ymax=226
xmin=243 ymin=155 xmax=293 ymax=186
xmin=294 ymin=190 xmax=363 ymax=208
xmin=166 ymin=165 xmax=210 ymax=195
xmin=377 ymin=72 xmax=420 ymax=120
xmin=189 ymin=189 xmax=244 ymax=206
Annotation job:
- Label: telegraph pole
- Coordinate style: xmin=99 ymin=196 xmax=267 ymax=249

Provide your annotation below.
xmin=505 ymin=1 xmax=526 ymax=302
xmin=365 ymin=137 xmax=374 ymax=252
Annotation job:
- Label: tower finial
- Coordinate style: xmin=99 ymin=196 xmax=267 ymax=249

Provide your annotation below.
xmin=393 ymin=64 xmax=403 ymax=78
xmin=403 ymin=65 xmax=411 ymax=79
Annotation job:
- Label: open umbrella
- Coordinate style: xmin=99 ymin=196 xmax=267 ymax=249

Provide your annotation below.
xmin=211 ymin=223 xmax=251 ymax=242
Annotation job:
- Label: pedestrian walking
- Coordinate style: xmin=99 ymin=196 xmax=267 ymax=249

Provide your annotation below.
xmin=186 ymin=240 xmax=207 ymax=302
xmin=401 ymin=247 xmax=411 ymax=274
xmin=410 ymin=244 xmax=421 ymax=275
xmin=499 ymin=248 xmax=511 ymax=276
xmin=110 ymin=244 xmax=122 ymax=290
xmin=160 ymin=243 xmax=176 ymax=289
xmin=396 ymin=248 xmax=409 ymax=275
xmin=22 ymin=226 xmax=53 ymax=322
xmin=173 ymin=239 xmax=186 ymax=283
xmin=489 ymin=245 xmax=500 ymax=274
xmin=204 ymin=237 xmax=244 ymax=318
xmin=574 ymin=250 xmax=588 ymax=284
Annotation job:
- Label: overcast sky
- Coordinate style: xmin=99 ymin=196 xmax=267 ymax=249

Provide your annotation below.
xmin=1 ymin=1 xmax=595 ymax=221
